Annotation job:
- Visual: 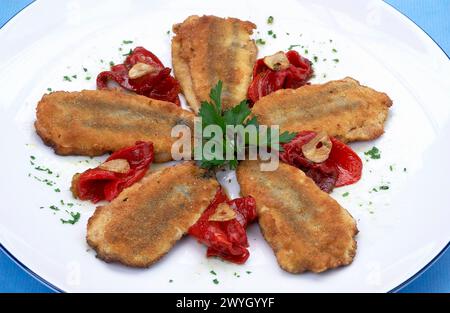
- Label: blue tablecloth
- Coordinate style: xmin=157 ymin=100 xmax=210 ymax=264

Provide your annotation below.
xmin=0 ymin=0 xmax=449 ymax=293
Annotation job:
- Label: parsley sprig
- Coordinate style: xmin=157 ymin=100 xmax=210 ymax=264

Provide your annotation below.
xmin=198 ymin=81 xmax=297 ymax=169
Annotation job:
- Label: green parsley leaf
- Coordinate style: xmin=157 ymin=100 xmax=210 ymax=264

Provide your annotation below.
xmin=255 ymin=38 xmax=266 ymax=45
xmin=122 ymin=49 xmax=133 ymax=56
xmin=197 ymin=81 xmax=297 ymax=170
xmin=122 ymin=40 xmax=133 ymax=44
xmin=49 ymin=205 xmax=59 ymax=211
xmin=223 ymin=100 xmax=251 ymax=126
xmin=267 ymin=16 xmax=274 ymax=24
xmin=365 ymin=146 xmax=381 ymax=159
xmin=61 ymin=211 xmax=81 ymax=225
xmin=288 ymin=44 xmax=302 ymax=50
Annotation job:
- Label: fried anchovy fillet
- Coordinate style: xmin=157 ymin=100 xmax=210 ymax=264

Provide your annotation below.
xmin=172 ymin=15 xmax=257 ymax=113
xmin=251 ymin=77 xmax=392 ymax=142
xmin=237 ymin=160 xmax=358 ymax=273
xmin=35 ymin=90 xmax=194 ymax=162
xmin=87 ymin=162 xmax=219 ymax=268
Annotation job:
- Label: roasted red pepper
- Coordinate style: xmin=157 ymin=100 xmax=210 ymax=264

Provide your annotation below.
xmin=189 ymin=189 xmax=257 ymax=264
xmin=97 ymin=47 xmax=181 ymax=105
xmin=247 ymin=50 xmax=313 ymax=104
xmin=73 ymin=141 xmax=154 ymax=203
xmin=280 ymin=131 xmax=362 ymax=193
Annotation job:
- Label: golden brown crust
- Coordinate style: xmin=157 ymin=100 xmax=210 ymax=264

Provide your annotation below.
xmin=251 ymin=77 xmax=393 ymax=143
xmin=237 ymin=161 xmax=358 ymax=273
xmin=172 ymin=15 xmax=257 ymax=113
xmin=86 ymin=162 xmax=219 ymax=268
xmin=70 ymin=173 xmax=80 ymax=199
xmin=34 ymin=90 xmax=195 ymax=162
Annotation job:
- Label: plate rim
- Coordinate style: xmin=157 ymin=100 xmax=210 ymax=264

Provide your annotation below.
xmin=0 ymin=0 xmax=449 ymax=293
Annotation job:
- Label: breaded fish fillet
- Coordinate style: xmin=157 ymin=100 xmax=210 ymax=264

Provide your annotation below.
xmin=251 ymin=77 xmax=392 ymax=143
xmin=35 ymin=90 xmax=194 ymax=162
xmin=172 ymin=15 xmax=257 ymax=113
xmin=87 ymin=162 xmax=219 ymax=267
xmin=237 ymin=160 xmax=358 ymax=273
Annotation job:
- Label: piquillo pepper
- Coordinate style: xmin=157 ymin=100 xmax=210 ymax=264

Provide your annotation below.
xmin=73 ymin=141 xmax=154 ymax=203
xmin=280 ymin=131 xmax=362 ymax=192
xmin=247 ymin=50 xmax=313 ymax=104
xmin=97 ymin=47 xmax=181 ymax=105
xmin=189 ymin=188 xmax=257 ymax=264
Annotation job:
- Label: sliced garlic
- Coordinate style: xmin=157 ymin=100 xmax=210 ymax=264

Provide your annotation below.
xmin=208 ymin=203 xmax=237 ymax=222
xmin=263 ymin=51 xmax=290 ymax=71
xmin=128 ymin=62 xmax=158 ymax=79
xmin=302 ymin=131 xmax=332 ymax=163
xmin=99 ymin=159 xmax=130 ymax=173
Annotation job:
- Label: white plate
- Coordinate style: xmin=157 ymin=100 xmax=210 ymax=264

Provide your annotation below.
xmin=1 ymin=0 xmax=449 ymax=293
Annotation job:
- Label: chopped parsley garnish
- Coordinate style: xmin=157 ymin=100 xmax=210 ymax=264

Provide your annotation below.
xmin=49 ymin=205 xmax=59 ymax=211
xmin=85 ymin=76 xmax=91 ymax=80
xmin=169 ymin=279 xmax=173 ymax=283
xmin=83 ymin=67 xmax=88 ymax=72
xmin=332 ymin=48 xmax=337 ymax=53
xmin=288 ymin=44 xmax=302 ymax=50
xmin=268 ymin=30 xmax=273 ymax=35
xmin=389 ymin=165 xmax=394 ymax=171
xmin=109 ymin=61 xmax=115 ymax=67
xmin=234 ymin=272 xmax=240 ymax=278
xmin=379 ymin=185 xmax=389 ymax=190
xmin=30 ymin=155 xmax=36 ymax=160
xmin=342 ymin=192 xmax=349 ymax=197
xmin=332 ymin=58 xmax=339 ymax=63
xmin=122 ymin=40 xmax=133 ymax=44
xmin=364 ymin=146 xmax=381 ymax=159
xmin=212 ymin=278 xmax=219 ymax=285
xmin=403 ymin=168 xmax=407 ymax=172
xmin=210 ymin=270 xmax=217 ymax=275
xmin=313 ymin=56 xmax=318 ymax=62
xmin=255 ymin=38 xmax=266 ymax=45
xmin=67 ymin=203 xmax=74 ymax=208
xmin=197 ymin=81 xmax=296 ymax=170
xmin=34 ymin=166 xmax=53 ymax=175
xmin=286 ymin=32 xmax=290 ymax=35
xmin=54 ymin=188 xmax=61 ymax=193
xmin=47 ymin=88 xmax=52 ymax=92
xmin=267 ymin=16 xmax=274 ymax=24
xmin=71 ymin=75 xmax=77 ymax=79
xmin=122 ymin=49 xmax=133 ymax=56
xmin=372 ymin=187 xmax=378 ymax=192
xmin=166 ymin=30 xmax=170 ymax=35
xmin=246 ymin=271 xmax=252 ymax=274
xmin=63 ymin=76 xmax=72 ymax=82
xmin=61 ymin=211 xmax=81 ymax=225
